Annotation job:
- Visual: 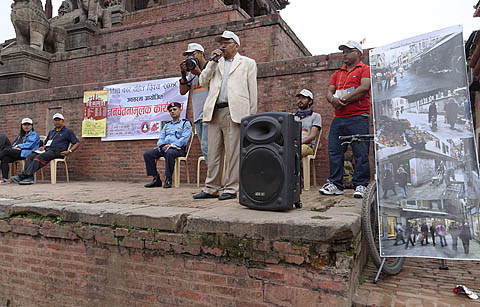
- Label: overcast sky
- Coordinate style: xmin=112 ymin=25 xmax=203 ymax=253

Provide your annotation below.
xmin=1 ymin=0 xmax=480 ymax=55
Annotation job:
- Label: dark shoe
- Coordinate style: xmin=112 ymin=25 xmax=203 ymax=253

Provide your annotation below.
xmin=18 ymin=177 xmax=34 ymax=185
xmin=11 ymin=175 xmax=24 ymax=183
xmin=218 ymin=193 xmax=237 ymax=200
xmin=193 ymin=191 xmax=219 ymax=199
xmin=163 ymin=178 xmax=172 ymax=189
xmin=144 ymin=176 xmax=162 ymax=188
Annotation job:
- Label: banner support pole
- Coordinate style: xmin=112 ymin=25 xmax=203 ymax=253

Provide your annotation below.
xmin=373 ymin=258 xmax=386 ymax=284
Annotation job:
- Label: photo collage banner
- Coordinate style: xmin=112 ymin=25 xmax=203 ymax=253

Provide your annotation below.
xmin=370 ymin=25 xmax=480 ymax=260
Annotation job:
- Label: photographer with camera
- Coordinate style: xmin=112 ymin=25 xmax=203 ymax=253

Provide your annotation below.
xmin=179 ymin=43 xmax=209 ymax=163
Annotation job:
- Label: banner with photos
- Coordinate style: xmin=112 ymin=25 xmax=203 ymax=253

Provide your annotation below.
xmin=370 ymin=25 xmax=480 ymax=260
xmin=82 ymin=90 xmax=108 ymax=137
xmin=102 ymin=78 xmax=188 ymax=141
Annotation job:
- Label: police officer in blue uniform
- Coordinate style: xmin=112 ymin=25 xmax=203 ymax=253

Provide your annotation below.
xmin=143 ymin=102 xmax=192 ymax=188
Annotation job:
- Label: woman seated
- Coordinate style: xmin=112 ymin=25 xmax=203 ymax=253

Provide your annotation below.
xmin=0 ymin=118 xmax=40 ymax=183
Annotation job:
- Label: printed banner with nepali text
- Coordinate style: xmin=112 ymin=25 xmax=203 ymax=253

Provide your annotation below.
xmin=82 ymin=90 xmax=108 ymax=137
xmin=101 ymin=78 xmax=188 ymax=141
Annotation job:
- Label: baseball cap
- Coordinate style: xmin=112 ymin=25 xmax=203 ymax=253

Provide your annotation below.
xmin=296 ymin=89 xmax=313 ymax=100
xmin=21 ymin=118 xmax=33 ymax=125
xmin=216 ymin=31 xmax=240 ymax=45
xmin=338 ymin=40 xmax=363 ymax=53
xmin=183 ymin=43 xmax=204 ymax=56
xmin=52 ymin=113 xmax=64 ymax=120
xmin=167 ymin=102 xmax=182 ymax=110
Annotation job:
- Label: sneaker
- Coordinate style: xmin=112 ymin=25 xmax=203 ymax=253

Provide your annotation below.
xmin=18 ymin=177 xmax=34 ymax=185
xmin=319 ymin=182 xmax=344 ymax=195
xmin=353 ymin=185 xmax=367 ymax=198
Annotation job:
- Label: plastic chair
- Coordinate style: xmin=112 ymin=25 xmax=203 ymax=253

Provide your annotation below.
xmin=196 ymin=154 xmax=226 ymax=187
xmin=302 ymin=130 xmax=322 ymax=191
xmin=50 ymin=144 xmax=71 ymax=184
xmin=158 ymin=132 xmax=194 ymax=187
xmin=10 ymin=136 xmax=46 ymax=182
xmin=10 ymin=159 xmax=44 ymax=182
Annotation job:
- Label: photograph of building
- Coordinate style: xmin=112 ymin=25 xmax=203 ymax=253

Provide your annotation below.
xmin=371 ymin=26 xmax=480 ymax=260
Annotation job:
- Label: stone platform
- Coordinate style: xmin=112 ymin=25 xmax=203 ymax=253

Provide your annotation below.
xmin=0 ymin=181 xmax=366 ymax=307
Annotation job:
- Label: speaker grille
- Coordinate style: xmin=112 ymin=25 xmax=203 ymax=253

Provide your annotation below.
xmin=240 ymin=148 xmax=284 ymax=203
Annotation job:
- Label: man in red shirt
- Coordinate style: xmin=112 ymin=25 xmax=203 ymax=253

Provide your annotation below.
xmin=319 ymin=40 xmax=371 ymax=198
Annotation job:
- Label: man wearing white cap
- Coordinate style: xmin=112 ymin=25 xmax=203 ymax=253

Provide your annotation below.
xmin=179 ymin=43 xmax=209 ymax=163
xmin=294 ymin=89 xmax=322 ymax=157
xmin=319 ymin=40 xmax=371 ymax=198
xmin=12 ymin=113 xmax=80 ymax=185
xmin=193 ymin=30 xmax=257 ymax=201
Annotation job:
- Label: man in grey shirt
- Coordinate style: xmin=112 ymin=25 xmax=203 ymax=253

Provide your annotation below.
xmin=294 ymin=89 xmax=321 ymax=157
xmin=180 ymin=43 xmax=209 ymax=163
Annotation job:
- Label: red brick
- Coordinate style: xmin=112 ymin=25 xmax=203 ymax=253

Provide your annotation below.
xmin=0 ymin=220 xmax=11 ymax=233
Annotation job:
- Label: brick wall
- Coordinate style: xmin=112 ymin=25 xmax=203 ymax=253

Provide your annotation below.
xmin=49 ymin=12 xmax=308 ymax=88
xmin=0 ymin=54 xmax=351 ymax=183
xmin=0 ymin=217 xmax=361 ymax=306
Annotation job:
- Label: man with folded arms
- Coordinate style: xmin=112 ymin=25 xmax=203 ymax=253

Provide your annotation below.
xmin=319 ymin=40 xmax=371 ymax=198
xmin=13 ymin=113 xmax=80 ymax=185
xmin=193 ymin=30 xmax=257 ymax=201
xmin=143 ymin=102 xmax=192 ymax=189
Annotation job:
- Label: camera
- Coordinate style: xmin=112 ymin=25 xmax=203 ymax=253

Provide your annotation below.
xmin=184 ymin=56 xmax=199 ymax=72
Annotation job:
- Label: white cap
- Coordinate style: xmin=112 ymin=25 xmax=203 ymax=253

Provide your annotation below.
xmin=21 ymin=118 xmax=33 ymax=125
xmin=296 ymin=89 xmax=313 ymax=100
xmin=338 ymin=40 xmax=363 ymax=53
xmin=216 ymin=30 xmax=240 ymax=45
xmin=183 ymin=43 xmax=204 ymax=56
xmin=52 ymin=113 xmax=64 ymax=120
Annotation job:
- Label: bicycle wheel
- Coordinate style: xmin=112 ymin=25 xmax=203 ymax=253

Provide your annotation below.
xmin=362 ymin=181 xmax=405 ymax=275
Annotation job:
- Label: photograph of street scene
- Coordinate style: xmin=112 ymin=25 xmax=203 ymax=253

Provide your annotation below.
xmin=370 ymin=26 xmax=480 ymax=260
xmin=370 ymin=25 xmax=466 ymax=102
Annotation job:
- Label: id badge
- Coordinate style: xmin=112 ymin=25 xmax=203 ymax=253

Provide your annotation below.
xmin=45 ymin=140 xmax=53 ymax=146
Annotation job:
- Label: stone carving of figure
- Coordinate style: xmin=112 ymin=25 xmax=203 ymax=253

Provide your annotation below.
xmin=58 ymin=0 xmax=74 ymax=16
xmin=76 ymin=0 xmax=112 ymax=28
xmin=10 ymin=0 xmax=66 ymax=52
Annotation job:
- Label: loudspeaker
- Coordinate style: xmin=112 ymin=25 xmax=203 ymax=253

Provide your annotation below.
xmin=239 ymin=112 xmax=302 ymax=211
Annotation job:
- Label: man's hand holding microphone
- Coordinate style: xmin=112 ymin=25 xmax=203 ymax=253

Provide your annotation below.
xmin=209 ymin=49 xmax=223 ymax=63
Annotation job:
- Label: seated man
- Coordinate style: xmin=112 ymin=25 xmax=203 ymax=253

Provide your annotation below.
xmin=13 ymin=113 xmax=80 ymax=185
xmin=143 ymin=102 xmax=192 ymax=189
xmin=293 ymin=89 xmax=321 ymax=157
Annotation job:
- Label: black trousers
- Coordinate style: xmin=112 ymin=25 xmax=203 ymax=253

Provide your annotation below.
xmin=0 ymin=148 xmax=23 ymax=179
xmin=22 ymin=149 xmax=62 ymax=178
xmin=143 ymin=147 xmax=185 ymax=179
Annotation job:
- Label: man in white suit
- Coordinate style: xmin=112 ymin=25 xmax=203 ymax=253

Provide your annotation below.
xmin=193 ymin=30 xmax=258 ymax=200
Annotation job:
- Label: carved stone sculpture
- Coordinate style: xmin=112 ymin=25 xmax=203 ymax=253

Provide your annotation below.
xmin=10 ymin=0 xmax=66 ymax=53
xmin=77 ymin=0 xmax=112 ymax=28
xmin=58 ymin=0 xmax=74 ymax=16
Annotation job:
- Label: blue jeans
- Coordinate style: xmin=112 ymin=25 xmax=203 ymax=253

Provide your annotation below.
xmin=195 ymin=120 xmax=208 ymax=164
xmin=327 ymin=115 xmax=370 ymax=189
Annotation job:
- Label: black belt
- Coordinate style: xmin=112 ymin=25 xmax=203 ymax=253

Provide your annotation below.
xmin=215 ymin=103 xmax=229 ymax=109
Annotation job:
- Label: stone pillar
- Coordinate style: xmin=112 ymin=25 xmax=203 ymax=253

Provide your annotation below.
xmin=45 ymin=0 xmax=53 ymax=19
xmin=0 ymin=45 xmax=51 ymax=94
xmin=64 ymin=22 xmax=98 ymax=51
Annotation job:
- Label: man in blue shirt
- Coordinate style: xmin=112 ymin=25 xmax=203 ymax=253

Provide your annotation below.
xmin=13 ymin=113 xmax=80 ymax=185
xmin=143 ymin=102 xmax=192 ymax=188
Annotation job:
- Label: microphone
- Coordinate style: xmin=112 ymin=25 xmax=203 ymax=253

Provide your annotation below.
xmin=209 ymin=50 xmax=223 ymax=61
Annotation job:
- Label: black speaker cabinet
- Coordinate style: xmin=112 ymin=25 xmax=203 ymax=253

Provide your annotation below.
xmin=239 ymin=112 xmax=302 ymax=211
